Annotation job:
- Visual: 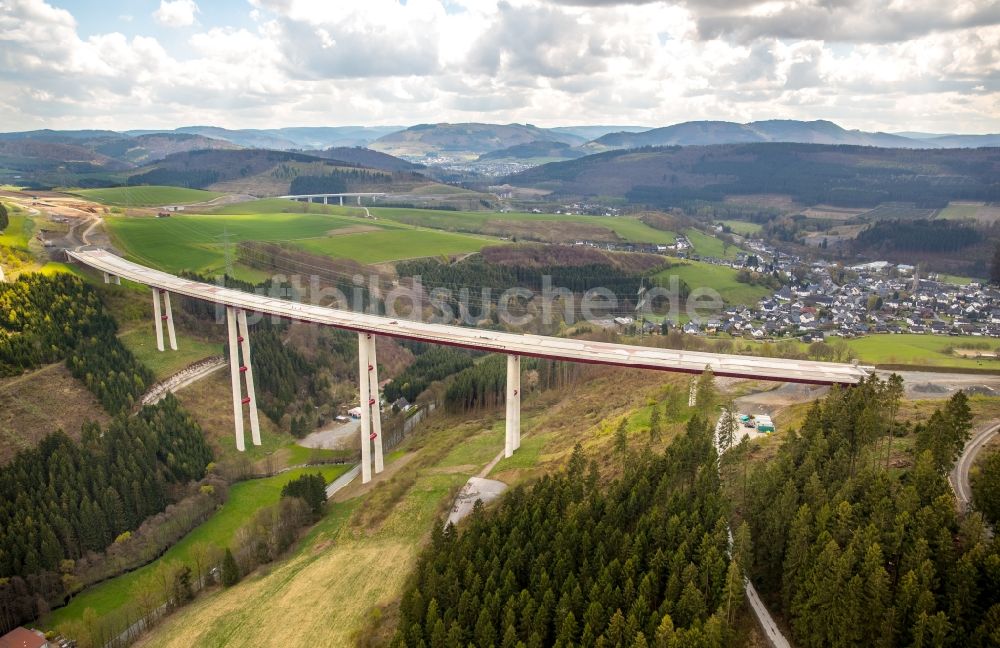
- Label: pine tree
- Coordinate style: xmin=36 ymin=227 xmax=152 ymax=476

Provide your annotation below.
xmin=221 ymin=548 xmax=239 ymax=587
xmin=695 ymin=366 xmax=716 ymax=419
xmin=648 ymin=406 xmax=662 ymax=445
xmin=718 ymin=399 xmax=737 ymax=451
xmin=615 ymin=418 xmax=628 ymax=469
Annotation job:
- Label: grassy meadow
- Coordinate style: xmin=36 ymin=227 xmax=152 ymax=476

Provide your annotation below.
xmin=45 ymin=465 xmax=351 ymax=632
xmin=718 ymin=219 xmax=763 ymax=236
xmin=129 ymin=369 xmax=688 ymax=647
xmin=685 ymin=227 xmax=741 ymax=259
xmin=119 ymin=328 xmax=222 ymax=381
xmin=654 ymin=259 xmax=770 ymax=307
xmin=371 ymin=206 xmax=677 ymax=244
xmin=104 ymin=209 xmax=492 ymax=273
xmin=73 ymin=186 xmax=223 ymax=207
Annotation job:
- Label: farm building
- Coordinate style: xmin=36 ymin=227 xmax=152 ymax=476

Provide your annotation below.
xmin=0 ymin=627 xmax=49 ymax=648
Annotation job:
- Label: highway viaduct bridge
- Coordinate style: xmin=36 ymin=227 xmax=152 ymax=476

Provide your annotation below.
xmin=278 ymin=192 xmax=387 ymax=206
xmin=68 ymin=248 xmax=871 ymax=485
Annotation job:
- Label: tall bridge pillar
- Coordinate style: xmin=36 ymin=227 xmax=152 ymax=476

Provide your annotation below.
xmin=357 ymin=333 xmax=385 ymax=483
xmin=339 ymin=195 xmax=344 ymax=206
xmin=505 ymin=354 xmax=521 ymax=457
xmin=357 ymin=195 xmax=362 ymax=206
xmin=322 ymin=196 xmax=329 ymax=205
xmin=151 ymin=288 xmax=178 ymax=352
xmin=227 ymin=306 xmax=261 ymax=451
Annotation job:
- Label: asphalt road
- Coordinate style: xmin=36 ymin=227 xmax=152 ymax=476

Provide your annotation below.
xmin=951 ymin=421 xmax=1000 ymax=511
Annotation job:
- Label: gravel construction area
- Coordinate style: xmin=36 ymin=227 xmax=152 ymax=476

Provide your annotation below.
xmin=297 ymin=419 xmax=360 ymax=450
xmin=446 ymin=477 xmax=508 ymax=526
xmin=880 ymin=370 xmax=1000 ymax=400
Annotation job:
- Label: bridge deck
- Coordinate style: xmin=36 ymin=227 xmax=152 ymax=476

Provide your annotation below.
xmin=69 ymin=249 xmax=870 ymax=385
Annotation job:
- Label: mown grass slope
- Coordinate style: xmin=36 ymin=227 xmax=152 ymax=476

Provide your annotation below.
xmin=74 ymin=186 xmax=223 ymax=206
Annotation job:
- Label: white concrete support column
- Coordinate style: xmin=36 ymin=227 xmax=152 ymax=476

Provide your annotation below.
xmin=358 ymin=332 xmax=373 ymax=484
xmin=162 ymin=291 xmax=178 ymax=351
xmin=357 ymin=195 xmax=362 ymax=205
xmin=323 ymin=196 xmax=328 ymax=205
xmin=113 ymin=275 xmax=120 ymax=285
xmin=103 ymin=272 xmax=111 ymax=284
xmin=151 ymin=287 xmax=165 ymax=352
xmin=226 ymin=306 xmax=246 ymax=452
xmin=367 ymin=335 xmax=384 ymax=474
xmin=339 ymin=196 xmax=344 ymax=206
xmin=236 ymin=309 xmax=262 ymax=446
xmin=513 ymin=355 xmax=521 ymax=450
xmin=505 ymin=354 xmax=517 ymax=458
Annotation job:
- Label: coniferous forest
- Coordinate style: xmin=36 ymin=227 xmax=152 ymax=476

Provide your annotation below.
xmin=0 ymin=274 xmax=152 ymax=413
xmin=0 ymin=395 xmax=212 ymax=632
xmin=742 ymin=381 xmax=1000 ymax=647
xmin=393 ymin=415 xmax=744 ymax=647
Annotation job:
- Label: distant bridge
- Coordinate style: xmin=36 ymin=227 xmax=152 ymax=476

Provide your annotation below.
xmin=278 ymin=192 xmax=387 ymax=206
xmin=68 ymin=248 xmax=871 ymax=484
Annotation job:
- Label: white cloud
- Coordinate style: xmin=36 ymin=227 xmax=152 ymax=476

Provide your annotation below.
xmin=0 ymin=0 xmax=995 ymax=133
xmin=153 ymin=0 xmax=199 ymax=28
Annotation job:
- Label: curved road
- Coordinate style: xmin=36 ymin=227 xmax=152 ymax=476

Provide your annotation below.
xmin=951 ymin=421 xmax=1000 ymax=511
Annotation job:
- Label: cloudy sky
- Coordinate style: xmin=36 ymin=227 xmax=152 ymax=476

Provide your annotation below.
xmin=0 ymin=0 xmax=997 ymax=133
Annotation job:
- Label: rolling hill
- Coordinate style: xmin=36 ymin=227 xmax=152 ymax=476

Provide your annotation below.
xmin=126 ymin=125 xmax=404 ymax=149
xmin=369 ymin=122 xmax=586 ymax=159
xmin=309 ymin=146 xmax=425 ymax=171
xmin=476 ymin=140 xmax=586 ymax=162
xmin=508 ymin=143 xmax=1000 ymax=208
xmin=584 ymin=119 xmax=936 ymax=151
xmin=0 ymin=130 xmax=238 ymax=187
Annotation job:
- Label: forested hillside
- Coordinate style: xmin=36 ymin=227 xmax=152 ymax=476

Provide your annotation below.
xmin=0 ymin=396 xmax=212 ymax=633
xmin=742 ymin=380 xmax=1000 ymax=646
xmin=509 ymin=144 xmax=1000 ymax=208
xmin=393 ymin=415 xmax=742 ymax=646
xmin=0 ymin=274 xmax=152 ymax=413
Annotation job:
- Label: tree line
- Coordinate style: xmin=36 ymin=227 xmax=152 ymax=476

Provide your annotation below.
xmin=384 ymin=347 xmax=475 ymax=404
xmin=288 ymin=169 xmax=392 ymax=195
xmin=740 ymin=379 xmax=999 ymax=646
xmin=854 ymin=219 xmax=981 ymax=254
xmin=0 ymin=274 xmax=152 ymax=414
xmin=393 ymin=414 xmax=745 ymax=647
xmin=0 ymin=395 xmax=212 ymax=634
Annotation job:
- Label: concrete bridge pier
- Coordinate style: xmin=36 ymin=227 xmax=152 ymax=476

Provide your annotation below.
xmin=322 ymin=196 xmax=329 ymax=205
xmin=357 ymin=195 xmax=362 ymax=206
xmin=339 ymin=196 xmax=344 ymax=206
xmin=367 ymin=335 xmax=385 ymax=474
xmin=151 ymin=288 xmax=177 ymax=351
xmin=227 ymin=306 xmax=261 ymax=451
xmin=357 ymin=333 xmax=385 ymax=483
xmin=505 ymin=355 xmax=521 ymax=457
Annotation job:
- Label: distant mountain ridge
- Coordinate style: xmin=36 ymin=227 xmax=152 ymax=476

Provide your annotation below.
xmin=586 ymin=120 xmax=999 ymax=151
xmin=369 ymin=123 xmax=586 ymax=160
xmin=125 ymin=125 xmax=404 ymax=150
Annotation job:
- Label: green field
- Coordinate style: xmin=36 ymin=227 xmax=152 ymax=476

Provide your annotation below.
xmin=45 ymin=464 xmax=351 ymax=631
xmin=208 ymin=198 xmax=347 ymax=215
xmin=298 ymin=228 xmax=490 ymax=263
xmin=718 ymin=220 xmax=762 ymax=236
xmin=685 ymin=228 xmax=740 ymax=259
xmin=119 ymin=328 xmax=221 ymax=381
xmin=937 ymin=203 xmax=981 ymax=220
xmin=74 ymin=186 xmax=223 ymax=207
xmin=105 ymin=210 xmax=492 ymax=273
xmin=371 ymin=206 xmax=677 ymax=244
xmin=935 ymin=273 xmax=978 ymax=286
xmin=844 ymin=334 xmax=1000 ymax=369
xmin=655 ymin=259 xmax=769 ymax=307
xmin=0 ymin=208 xmax=33 ymax=249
